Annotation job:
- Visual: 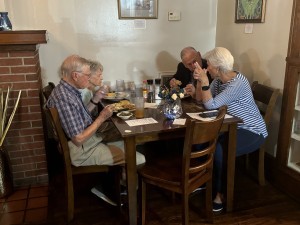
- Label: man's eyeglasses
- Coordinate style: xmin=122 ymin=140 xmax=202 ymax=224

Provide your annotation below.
xmin=75 ymin=71 xmax=91 ymax=78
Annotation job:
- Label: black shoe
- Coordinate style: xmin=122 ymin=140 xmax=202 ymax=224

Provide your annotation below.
xmin=192 ymin=184 xmax=206 ymax=193
xmin=91 ymin=185 xmax=117 ymax=206
xmin=213 ymin=202 xmax=223 ymax=212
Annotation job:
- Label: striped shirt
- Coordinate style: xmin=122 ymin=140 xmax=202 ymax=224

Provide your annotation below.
xmin=203 ymin=72 xmax=268 ymax=138
xmin=47 ymin=80 xmax=93 ymax=139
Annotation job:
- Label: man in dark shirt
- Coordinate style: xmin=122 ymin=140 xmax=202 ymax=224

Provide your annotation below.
xmin=170 ymin=46 xmax=212 ymax=88
xmin=170 ymin=47 xmax=212 ymax=102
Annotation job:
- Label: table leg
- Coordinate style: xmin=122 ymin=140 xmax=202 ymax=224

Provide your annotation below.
xmin=226 ymin=123 xmax=237 ymax=212
xmin=124 ymin=136 xmax=137 ymax=225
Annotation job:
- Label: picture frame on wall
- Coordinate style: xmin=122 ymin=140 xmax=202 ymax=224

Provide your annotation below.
xmin=118 ymin=0 xmax=158 ymax=19
xmin=235 ymin=0 xmax=266 ymax=23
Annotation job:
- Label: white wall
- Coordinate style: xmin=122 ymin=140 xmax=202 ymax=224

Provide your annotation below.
xmin=4 ymin=0 xmax=217 ymax=88
xmin=216 ymin=0 xmax=293 ymax=156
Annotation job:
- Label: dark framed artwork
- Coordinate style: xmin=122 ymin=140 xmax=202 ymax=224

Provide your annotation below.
xmin=235 ymin=0 xmax=266 ymax=23
xmin=118 ymin=0 xmax=158 ymax=19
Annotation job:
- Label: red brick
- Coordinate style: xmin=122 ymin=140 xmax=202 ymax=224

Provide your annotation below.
xmin=10 ymin=121 xmax=31 ymax=129
xmin=0 ymin=58 xmax=23 ymax=66
xmin=12 ymin=172 xmax=25 ymax=179
xmin=27 ymin=89 xmax=39 ymax=97
xmin=12 ymin=163 xmax=36 ymax=172
xmin=19 ymin=97 xmax=40 ymax=106
xmin=25 ymin=169 xmax=48 ymax=177
xmin=11 ymin=66 xmax=38 ymax=74
xmin=34 ymin=149 xmax=46 ymax=155
xmin=10 ymin=158 xmax=23 ymax=165
xmin=31 ymin=121 xmax=43 ymax=128
xmin=37 ymin=162 xmax=47 ymax=169
xmin=33 ymin=135 xmax=45 ymax=142
xmin=19 ymin=113 xmax=42 ymax=121
xmin=23 ymin=155 xmax=46 ymax=164
xmin=5 ymin=144 xmax=21 ymax=152
xmin=6 ymin=136 xmax=33 ymax=145
xmin=19 ymin=128 xmax=43 ymax=136
xmin=0 ymin=74 xmax=26 ymax=82
xmin=0 ymin=67 xmax=10 ymax=74
xmin=9 ymin=51 xmax=37 ymax=57
xmin=26 ymin=74 xmax=38 ymax=81
xmin=9 ymin=149 xmax=35 ymax=158
xmin=23 ymin=55 xmax=39 ymax=65
xmin=29 ymin=105 xmax=42 ymax=113
xmin=18 ymin=106 xmax=29 ymax=114
xmin=0 ymin=52 xmax=9 ymax=57
xmin=21 ymin=142 xmax=44 ymax=150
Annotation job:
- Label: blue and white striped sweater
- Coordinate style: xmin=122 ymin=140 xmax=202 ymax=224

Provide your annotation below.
xmin=204 ymin=72 xmax=268 ymax=138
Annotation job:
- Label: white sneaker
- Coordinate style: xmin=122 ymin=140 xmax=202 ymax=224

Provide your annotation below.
xmin=192 ymin=185 xmax=206 ymax=193
xmin=91 ymin=186 xmax=117 ymax=206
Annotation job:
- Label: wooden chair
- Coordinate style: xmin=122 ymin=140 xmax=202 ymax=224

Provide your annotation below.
xmin=138 ymin=106 xmax=227 ymax=225
xmin=247 ymin=81 xmax=279 ymax=186
xmin=47 ymin=107 xmax=121 ymax=222
xmin=42 ymin=82 xmax=55 ymax=101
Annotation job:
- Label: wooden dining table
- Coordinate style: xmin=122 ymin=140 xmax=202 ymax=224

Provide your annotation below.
xmin=104 ymin=97 xmax=242 ymax=225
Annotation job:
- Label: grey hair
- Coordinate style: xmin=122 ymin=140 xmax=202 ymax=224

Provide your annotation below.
xmin=180 ymin=46 xmax=197 ymax=59
xmin=203 ymin=47 xmax=234 ymax=73
xmin=59 ymin=54 xmax=90 ymax=78
xmin=89 ymin=60 xmax=104 ymax=74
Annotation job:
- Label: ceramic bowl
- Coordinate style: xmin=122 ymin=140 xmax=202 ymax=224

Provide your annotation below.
xmin=117 ymin=111 xmax=133 ymax=120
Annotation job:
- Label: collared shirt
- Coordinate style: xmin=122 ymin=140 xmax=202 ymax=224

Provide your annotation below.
xmin=204 ymin=72 xmax=268 ymax=138
xmin=47 ymin=79 xmax=93 ymax=139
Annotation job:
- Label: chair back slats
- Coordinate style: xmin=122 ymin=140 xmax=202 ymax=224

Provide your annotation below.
xmin=251 ymin=81 xmax=280 ymax=127
xmin=48 ymin=108 xmax=73 ymax=174
xmin=42 ymin=82 xmax=55 ymax=101
xmin=182 ymin=106 xmax=227 ymax=183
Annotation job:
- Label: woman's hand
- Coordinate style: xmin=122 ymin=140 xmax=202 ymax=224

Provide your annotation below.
xmin=193 ymin=62 xmax=209 ymax=85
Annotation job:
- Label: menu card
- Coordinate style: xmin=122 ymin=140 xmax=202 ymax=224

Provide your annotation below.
xmin=125 ymin=118 xmax=158 ymax=126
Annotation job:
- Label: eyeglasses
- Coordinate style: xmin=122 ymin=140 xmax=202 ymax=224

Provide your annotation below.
xmin=75 ymin=71 xmax=91 ymax=79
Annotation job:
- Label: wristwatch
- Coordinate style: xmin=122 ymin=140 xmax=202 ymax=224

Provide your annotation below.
xmin=201 ymin=85 xmax=210 ymax=91
xmin=90 ymin=99 xmax=98 ymax=105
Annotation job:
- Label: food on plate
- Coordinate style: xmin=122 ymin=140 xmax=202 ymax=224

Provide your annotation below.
xmin=111 ymin=100 xmax=135 ymax=112
xmin=106 ymin=92 xmax=116 ymax=98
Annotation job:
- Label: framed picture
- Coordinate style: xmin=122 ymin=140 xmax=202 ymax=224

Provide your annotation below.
xmin=235 ymin=0 xmax=266 ymax=23
xmin=118 ymin=0 xmax=158 ymax=19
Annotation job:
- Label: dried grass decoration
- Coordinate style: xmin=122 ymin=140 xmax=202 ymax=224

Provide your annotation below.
xmin=0 ymin=87 xmax=22 ymax=147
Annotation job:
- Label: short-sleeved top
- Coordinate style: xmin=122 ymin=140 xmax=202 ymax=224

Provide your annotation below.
xmin=203 ymin=72 xmax=268 ymax=138
xmin=47 ymin=79 xmax=93 ymax=139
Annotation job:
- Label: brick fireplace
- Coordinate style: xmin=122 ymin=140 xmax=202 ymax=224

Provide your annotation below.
xmin=0 ymin=30 xmax=48 ymax=186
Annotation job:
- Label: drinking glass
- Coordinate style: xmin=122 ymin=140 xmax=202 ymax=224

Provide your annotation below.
xmin=134 ymin=97 xmax=145 ymax=119
xmin=116 ymin=80 xmax=125 ymax=92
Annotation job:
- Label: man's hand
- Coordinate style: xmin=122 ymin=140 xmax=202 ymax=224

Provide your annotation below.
xmin=98 ymin=105 xmax=113 ymax=121
xmin=184 ymin=84 xmax=195 ymax=97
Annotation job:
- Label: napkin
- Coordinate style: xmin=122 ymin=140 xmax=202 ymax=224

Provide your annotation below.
xmin=144 ymin=102 xmax=158 ymax=108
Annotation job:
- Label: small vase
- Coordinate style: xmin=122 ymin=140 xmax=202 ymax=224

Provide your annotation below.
xmin=163 ymin=98 xmax=183 ymax=120
xmin=0 ymin=147 xmax=14 ymax=198
xmin=0 ymin=12 xmax=12 ymax=31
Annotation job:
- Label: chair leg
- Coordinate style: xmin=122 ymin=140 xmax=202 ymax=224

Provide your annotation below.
xmin=258 ymin=146 xmax=266 ymax=186
xmin=66 ymin=177 xmax=74 ymax=222
xmin=182 ymin=190 xmax=189 ymax=225
xmin=205 ymin=180 xmax=213 ymax=223
xmin=140 ymin=179 xmax=146 ymax=225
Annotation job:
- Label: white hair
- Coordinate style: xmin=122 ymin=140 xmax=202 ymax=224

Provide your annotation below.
xmin=203 ymin=47 xmax=234 ymax=73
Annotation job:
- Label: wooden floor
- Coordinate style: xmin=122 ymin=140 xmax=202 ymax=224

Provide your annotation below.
xmin=42 ymin=159 xmax=300 ymax=225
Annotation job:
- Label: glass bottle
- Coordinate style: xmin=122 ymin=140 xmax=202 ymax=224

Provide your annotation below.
xmin=142 ymin=80 xmax=148 ymax=101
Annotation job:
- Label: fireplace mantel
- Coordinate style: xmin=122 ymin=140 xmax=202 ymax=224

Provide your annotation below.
xmin=0 ymin=30 xmax=47 ymax=45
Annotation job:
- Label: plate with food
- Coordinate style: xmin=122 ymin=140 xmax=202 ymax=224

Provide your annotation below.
xmin=111 ymin=100 xmax=135 ymax=113
xmin=104 ymin=92 xmax=129 ymax=101
xmin=117 ymin=111 xmax=133 ymax=120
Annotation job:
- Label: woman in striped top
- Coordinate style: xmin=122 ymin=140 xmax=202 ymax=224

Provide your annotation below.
xmin=192 ymin=47 xmax=267 ymax=212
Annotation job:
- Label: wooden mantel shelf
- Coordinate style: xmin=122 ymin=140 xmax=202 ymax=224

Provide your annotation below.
xmin=0 ymin=30 xmax=47 ymax=45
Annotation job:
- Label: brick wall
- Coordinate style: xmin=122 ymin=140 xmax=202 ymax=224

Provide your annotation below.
xmin=0 ymin=47 xmax=48 ymax=187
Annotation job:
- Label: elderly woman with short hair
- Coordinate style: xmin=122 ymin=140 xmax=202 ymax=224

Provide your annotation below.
xmin=192 ymin=47 xmax=267 ymax=212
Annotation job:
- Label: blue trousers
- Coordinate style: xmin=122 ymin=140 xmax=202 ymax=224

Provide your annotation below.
xmin=213 ymin=129 xmax=265 ymax=194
